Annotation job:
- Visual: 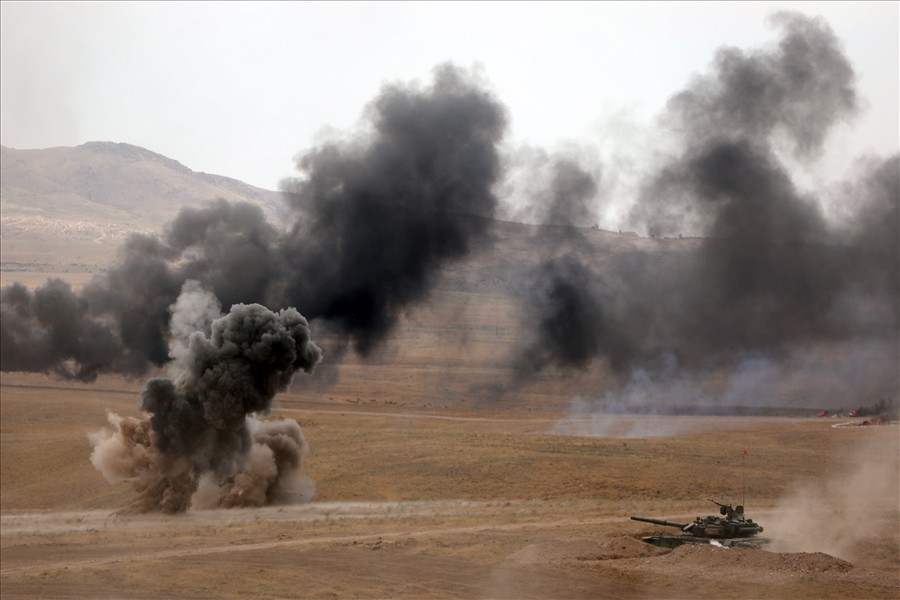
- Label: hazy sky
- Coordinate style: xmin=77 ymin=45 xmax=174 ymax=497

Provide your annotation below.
xmin=1 ymin=1 xmax=897 ymax=192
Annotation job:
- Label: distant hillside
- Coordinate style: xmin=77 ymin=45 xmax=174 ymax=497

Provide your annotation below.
xmin=0 ymin=141 xmax=668 ymax=280
xmin=0 ymin=142 xmax=284 ymax=244
xmin=0 ymin=142 xmax=290 ymax=277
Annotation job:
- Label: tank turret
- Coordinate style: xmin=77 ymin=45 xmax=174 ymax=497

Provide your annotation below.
xmin=630 ymin=499 xmax=766 ymax=548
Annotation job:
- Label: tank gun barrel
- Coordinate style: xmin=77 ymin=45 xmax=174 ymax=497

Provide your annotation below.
xmin=630 ymin=516 xmax=690 ymax=529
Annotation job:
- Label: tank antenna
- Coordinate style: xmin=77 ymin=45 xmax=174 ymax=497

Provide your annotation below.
xmin=740 ymin=449 xmax=748 ymax=506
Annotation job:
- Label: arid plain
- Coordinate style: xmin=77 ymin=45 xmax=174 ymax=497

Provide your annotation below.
xmin=2 ymin=367 xmax=899 ymax=598
xmin=2 ymin=143 xmax=899 ymax=599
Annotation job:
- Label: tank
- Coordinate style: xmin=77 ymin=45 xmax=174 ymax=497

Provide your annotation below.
xmin=630 ymin=499 xmax=767 ymax=548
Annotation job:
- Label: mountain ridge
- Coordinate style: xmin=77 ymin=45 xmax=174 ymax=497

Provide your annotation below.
xmin=1 ymin=142 xmax=285 ymax=235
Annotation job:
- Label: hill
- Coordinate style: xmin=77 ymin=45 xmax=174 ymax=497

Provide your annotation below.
xmin=0 ymin=142 xmax=284 ymax=280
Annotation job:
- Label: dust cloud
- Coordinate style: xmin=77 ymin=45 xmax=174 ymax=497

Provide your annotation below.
xmin=88 ymin=283 xmax=321 ymax=513
xmin=767 ymin=432 xmax=900 ymax=563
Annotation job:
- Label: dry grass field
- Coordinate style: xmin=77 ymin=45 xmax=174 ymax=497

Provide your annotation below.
xmin=2 ymin=370 xmax=898 ymax=599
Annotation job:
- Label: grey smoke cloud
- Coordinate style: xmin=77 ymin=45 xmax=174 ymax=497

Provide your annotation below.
xmin=90 ymin=294 xmax=322 ymax=513
xmin=0 ymin=279 xmax=121 ymax=381
xmin=0 ymin=63 xmax=506 ymax=377
xmin=511 ymin=157 xmax=631 ymax=377
xmin=521 ymin=13 xmax=897 ymax=405
xmin=0 ymin=14 xmax=896 ymax=415
xmin=276 ymin=63 xmax=507 ymax=354
xmin=633 ymin=11 xmax=858 ymax=238
xmin=667 ymin=12 xmax=857 ymax=156
xmin=503 ymin=150 xmax=601 ymax=228
xmin=6 ymin=63 xmax=506 ymax=513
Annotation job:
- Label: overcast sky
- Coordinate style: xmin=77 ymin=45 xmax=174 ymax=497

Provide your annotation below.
xmin=1 ymin=1 xmax=897 ymax=194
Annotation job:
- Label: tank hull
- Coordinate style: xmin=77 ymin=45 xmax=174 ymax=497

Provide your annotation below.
xmin=641 ymin=535 xmax=771 ymax=549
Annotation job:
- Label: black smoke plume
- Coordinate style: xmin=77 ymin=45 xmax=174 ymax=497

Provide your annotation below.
xmin=513 ymin=13 xmax=897 ymax=409
xmin=277 ymin=64 xmax=506 ymax=354
xmin=633 ymin=11 xmax=858 ymax=237
xmin=90 ymin=291 xmax=322 ymax=513
xmin=0 ymin=64 xmax=507 ymax=379
xmin=518 ymin=253 xmax=632 ymax=375
xmin=511 ymin=157 xmax=633 ymax=376
xmin=624 ymin=12 xmax=895 ymax=370
xmin=0 ymin=279 xmax=120 ymax=381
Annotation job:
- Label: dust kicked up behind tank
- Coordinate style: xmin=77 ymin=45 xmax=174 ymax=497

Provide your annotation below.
xmin=631 ymin=499 xmax=768 ymax=548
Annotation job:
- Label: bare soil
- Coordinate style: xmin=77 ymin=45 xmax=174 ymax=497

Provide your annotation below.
xmin=1 ymin=372 xmax=897 ymax=599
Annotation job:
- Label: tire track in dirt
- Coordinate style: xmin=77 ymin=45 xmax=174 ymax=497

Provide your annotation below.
xmin=0 ymin=514 xmax=622 ymax=576
xmin=0 ymin=499 xmax=605 ymax=533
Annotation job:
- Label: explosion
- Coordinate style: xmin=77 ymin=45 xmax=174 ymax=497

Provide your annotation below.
xmin=3 ymin=65 xmax=505 ymax=512
xmin=89 ymin=286 xmax=321 ymax=513
xmin=0 ymin=14 xmax=897 ymax=512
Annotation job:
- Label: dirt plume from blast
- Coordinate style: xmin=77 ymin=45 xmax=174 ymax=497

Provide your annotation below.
xmin=89 ymin=287 xmax=322 ymax=513
xmin=767 ymin=432 xmax=900 ymax=564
